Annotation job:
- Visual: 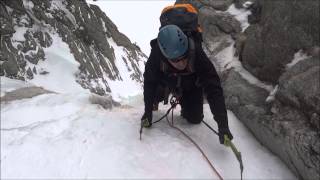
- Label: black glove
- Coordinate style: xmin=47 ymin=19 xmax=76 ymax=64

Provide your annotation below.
xmin=141 ymin=112 xmax=152 ymax=128
xmin=218 ymin=127 xmax=233 ymax=145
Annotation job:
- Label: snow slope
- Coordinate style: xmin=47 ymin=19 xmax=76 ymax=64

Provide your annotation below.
xmin=29 ymin=34 xmax=86 ymax=94
xmin=106 ymin=38 xmax=144 ymax=101
xmin=1 ymin=77 xmax=296 ymax=179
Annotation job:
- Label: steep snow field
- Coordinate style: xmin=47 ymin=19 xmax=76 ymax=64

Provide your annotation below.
xmin=1 ymin=3 xmax=296 ymax=179
xmin=1 ymin=77 xmax=296 ymax=179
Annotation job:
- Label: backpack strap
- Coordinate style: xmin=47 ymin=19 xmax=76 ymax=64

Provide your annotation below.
xmin=186 ymin=37 xmax=196 ymax=73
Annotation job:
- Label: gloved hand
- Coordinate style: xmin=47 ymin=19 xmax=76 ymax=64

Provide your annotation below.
xmin=218 ymin=127 xmax=233 ymax=145
xmin=141 ymin=112 xmax=152 ymax=128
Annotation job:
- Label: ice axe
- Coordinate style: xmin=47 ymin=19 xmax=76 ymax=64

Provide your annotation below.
xmin=224 ymin=135 xmax=243 ymax=180
xmin=202 ymin=120 xmax=244 ymax=180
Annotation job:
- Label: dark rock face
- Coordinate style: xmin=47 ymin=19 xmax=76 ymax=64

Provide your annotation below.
xmin=0 ymin=0 xmax=145 ymax=95
xmin=0 ymin=2 xmax=15 ymax=35
xmin=199 ymin=6 xmax=241 ymax=56
xmin=176 ymin=0 xmax=233 ymax=11
xmin=198 ymin=0 xmax=234 ymax=11
xmin=222 ymin=68 xmax=320 ymax=180
xmin=240 ymin=0 xmax=319 ymax=83
xmin=178 ymin=0 xmax=242 ymax=72
xmin=180 ymin=0 xmax=320 ymax=179
xmin=277 ymin=57 xmax=320 ymax=129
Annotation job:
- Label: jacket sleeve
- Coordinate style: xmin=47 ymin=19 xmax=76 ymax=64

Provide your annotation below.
xmin=143 ymin=43 xmax=161 ymax=115
xmin=195 ymin=47 xmax=229 ymax=129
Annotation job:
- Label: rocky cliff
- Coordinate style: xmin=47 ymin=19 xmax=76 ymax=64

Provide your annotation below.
xmin=0 ymin=0 xmax=146 ymax=95
xmin=176 ymin=0 xmax=319 ymax=179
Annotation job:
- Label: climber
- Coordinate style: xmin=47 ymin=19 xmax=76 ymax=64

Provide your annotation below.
xmin=141 ymin=23 xmax=233 ymax=145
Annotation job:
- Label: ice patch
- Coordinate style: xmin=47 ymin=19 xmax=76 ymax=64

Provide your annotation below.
xmin=106 ymin=38 xmax=143 ymax=101
xmin=22 ymin=0 xmax=34 ymax=9
xmin=215 ymin=42 xmax=273 ymax=92
xmin=243 ymin=1 xmax=253 ymax=8
xmin=266 ymin=85 xmax=279 ymax=103
xmin=12 ymin=26 xmax=28 ymax=42
xmin=29 ymin=33 xmax=88 ymax=94
xmin=226 ymin=4 xmax=252 ymax=32
xmin=286 ymin=50 xmax=310 ymax=69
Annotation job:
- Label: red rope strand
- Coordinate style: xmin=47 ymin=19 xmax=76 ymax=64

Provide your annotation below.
xmin=166 ymin=108 xmax=224 ymax=180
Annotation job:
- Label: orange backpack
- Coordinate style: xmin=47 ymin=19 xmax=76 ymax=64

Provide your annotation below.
xmin=160 ymin=4 xmax=202 ymax=33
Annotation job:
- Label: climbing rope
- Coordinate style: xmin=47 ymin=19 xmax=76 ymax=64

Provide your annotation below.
xmin=140 ymin=98 xmax=244 ymax=179
xmin=202 ymin=120 xmax=244 ymax=180
xmin=165 ymin=101 xmax=224 ymax=180
xmin=140 ymin=96 xmax=224 ymax=179
xmin=160 ymin=97 xmax=244 ymax=179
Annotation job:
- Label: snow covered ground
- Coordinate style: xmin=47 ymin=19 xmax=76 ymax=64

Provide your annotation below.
xmin=1 ymin=76 xmax=296 ymax=179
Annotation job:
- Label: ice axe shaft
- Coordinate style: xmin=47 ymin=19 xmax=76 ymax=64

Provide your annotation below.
xmin=224 ymin=135 xmax=243 ymax=180
xmin=202 ymin=120 xmax=244 ymax=180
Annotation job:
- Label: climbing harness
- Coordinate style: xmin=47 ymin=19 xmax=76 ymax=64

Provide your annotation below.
xmin=139 ymin=96 xmax=244 ymax=179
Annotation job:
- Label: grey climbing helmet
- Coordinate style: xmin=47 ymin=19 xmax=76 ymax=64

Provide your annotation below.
xmin=157 ymin=25 xmax=188 ymax=61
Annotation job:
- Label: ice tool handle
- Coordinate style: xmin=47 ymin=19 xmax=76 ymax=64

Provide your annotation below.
xmin=202 ymin=120 xmax=244 ymax=180
xmin=224 ymin=135 xmax=244 ymax=180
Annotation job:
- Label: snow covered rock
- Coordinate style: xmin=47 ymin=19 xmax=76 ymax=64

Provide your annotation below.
xmin=176 ymin=1 xmax=242 ymax=61
xmin=199 ymin=6 xmax=241 ymax=56
xmin=277 ymin=57 xmax=320 ymax=129
xmin=0 ymin=0 xmax=146 ymax=96
xmin=233 ymin=0 xmax=256 ymax=9
xmin=190 ymin=0 xmax=319 ymax=179
xmin=240 ymin=0 xmax=319 ymax=83
xmin=1 ymin=86 xmax=54 ymax=102
xmin=89 ymin=93 xmax=120 ymax=110
xmin=176 ymin=0 xmax=234 ymax=11
xmin=222 ymin=69 xmax=320 ymax=180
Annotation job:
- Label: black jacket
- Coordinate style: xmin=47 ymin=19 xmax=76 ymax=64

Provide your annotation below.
xmin=143 ymin=38 xmax=229 ymax=129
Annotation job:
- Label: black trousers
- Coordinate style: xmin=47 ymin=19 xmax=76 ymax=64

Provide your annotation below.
xmin=180 ymin=86 xmax=204 ymax=124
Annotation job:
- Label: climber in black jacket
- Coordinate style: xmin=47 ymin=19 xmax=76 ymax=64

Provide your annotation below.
xmin=141 ymin=25 xmax=233 ymax=144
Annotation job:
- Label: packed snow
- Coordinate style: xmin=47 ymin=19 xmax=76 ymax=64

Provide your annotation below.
xmin=1 ymin=76 xmax=296 ymax=179
xmin=106 ymin=38 xmax=144 ymax=101
xmin=12 ymin=26 xmax=29 ymax=43
xmin=1 ymin=1 xmax=296 ymax=179
xmin=29 ymin=33 xmax=87 ymax=94
xmin=226 ymin=4 xmax=252 ymax=32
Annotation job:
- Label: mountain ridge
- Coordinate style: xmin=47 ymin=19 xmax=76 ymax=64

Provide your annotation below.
xmin=0 ymin=0 xmax=146 ymax=96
